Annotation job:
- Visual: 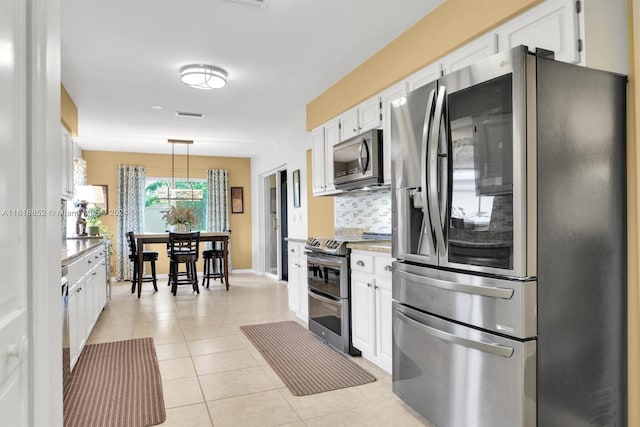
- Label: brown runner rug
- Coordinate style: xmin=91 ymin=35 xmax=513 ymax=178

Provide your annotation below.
xmin=63 ymin=337 xmax=166 ymax=427
xmin=240 ymin=321 xmax=376 ymax=396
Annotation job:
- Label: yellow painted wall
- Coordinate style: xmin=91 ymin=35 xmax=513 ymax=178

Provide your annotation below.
xmin=306 ymin=0 xmax=542 ymax=130
xmin=61 ymin=84 xmax=78 ymax=136
xmin=306 ymin=149 xmax=334 ymax=236
xmin=82 ymin=150 xmax=252 ymax=274
xmin=627 ymin=1 xmax=639 ymax=425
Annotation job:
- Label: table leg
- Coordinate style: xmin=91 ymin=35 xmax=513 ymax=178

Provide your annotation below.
xmin=137 ymin=237 xmax=144 ymax=298
xmin=223 ymin=238 xmax=229 ymax=290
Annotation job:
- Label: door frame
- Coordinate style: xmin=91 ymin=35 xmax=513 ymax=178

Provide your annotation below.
xmin=260 ymin=164 xmax=287 ymax=280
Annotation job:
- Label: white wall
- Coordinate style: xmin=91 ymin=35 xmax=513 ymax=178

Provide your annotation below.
xmin=250 ymin=113 xmax=310 ymax=274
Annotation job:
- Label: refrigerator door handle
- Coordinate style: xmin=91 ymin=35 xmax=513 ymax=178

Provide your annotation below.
xmin=396 ymin=269 xmax=515 ymax=299
xmin=418 ymin=88 xmax=437 ymax=252
xmin=396 ymin=310 xmax=515 ymax=358
xmin=429 ymin=86 xmax=447 ymax=253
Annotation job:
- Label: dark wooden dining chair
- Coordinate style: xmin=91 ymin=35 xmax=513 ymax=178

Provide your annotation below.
xmin=202 ymin=242 xmax=225 ymax=289
xmin=168 ymin=231 xmax=201 ymax=295
xmin=126 ymin=231 xmax=159 ymax=297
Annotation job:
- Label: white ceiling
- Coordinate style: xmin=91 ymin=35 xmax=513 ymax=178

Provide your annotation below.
xmin=61 ymin=0 xmax=445 ymax=157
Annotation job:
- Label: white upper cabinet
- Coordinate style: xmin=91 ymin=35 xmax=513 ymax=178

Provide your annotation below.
xmin=442 ymin=33 xmax=499 ymax=74
xmin=496 ymin=0 xmax=580 ymax=63
xmin=379 ymin=81 xmax=409 ymax=186
xmin=311 ymin=122 xmax=342 ymax=196
xmin=407 ymin=62 xmax=442 ymax=91
xmin=339 ymin=97 xmax=382 ymax=142
xmin=61 ymin=126 xmax=74 ymax=200
xmin=311 ymin=127 xmax=325 ymax=194
xmin=323 ymin=118 xmax=341 ymax=194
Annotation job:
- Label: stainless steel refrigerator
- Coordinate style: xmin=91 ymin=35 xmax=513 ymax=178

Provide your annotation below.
xmin=390 ymin=46 xmax=627 ymax=427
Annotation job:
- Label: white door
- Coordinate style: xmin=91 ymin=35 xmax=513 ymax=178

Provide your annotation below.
xmin=0 ymin=0 xmax=30 ymax=425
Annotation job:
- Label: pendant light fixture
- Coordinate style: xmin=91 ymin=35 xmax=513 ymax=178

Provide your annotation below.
xmin=180 ymin=64 xmax=228 ymax=90
xmin=158 ymin=139 xmax=203 ymax=201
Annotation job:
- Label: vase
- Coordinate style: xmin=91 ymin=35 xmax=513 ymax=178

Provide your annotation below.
xmin=171 ymin=223 xmax=189 ymax=232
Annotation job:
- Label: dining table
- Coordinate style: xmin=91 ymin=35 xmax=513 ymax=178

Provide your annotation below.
xmin=133 ymin=231 xmax=230 ymax=298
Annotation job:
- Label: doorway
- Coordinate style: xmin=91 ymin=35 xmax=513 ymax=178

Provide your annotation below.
xmin=263 ymin=168 xmax=288 ymax=280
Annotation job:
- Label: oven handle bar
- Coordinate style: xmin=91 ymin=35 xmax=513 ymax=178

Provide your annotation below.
xmin=309 ymin=289 xmax=343 ymax=306
xmin=396 ymin=269 xmax=514 ymax=299
xmin=396 ymin=310 xmax=514 ymax=358
xmin=306 ymin=253 xmax=345 ymax=268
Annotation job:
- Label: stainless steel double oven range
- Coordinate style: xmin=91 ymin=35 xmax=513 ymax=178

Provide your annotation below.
xmin=391 ymin=46 xmax=627 ymax=426
xmin=304 ymin=233 xmax=390 ymax=356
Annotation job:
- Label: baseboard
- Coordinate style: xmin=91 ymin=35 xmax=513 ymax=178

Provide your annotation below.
xmin=231 ymin=269 xmax=255 ymax=274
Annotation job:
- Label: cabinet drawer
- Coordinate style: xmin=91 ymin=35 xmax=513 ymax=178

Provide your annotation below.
xmin=374 ymin=256 xmax=393 ymax=279
xmin=351 ymin=253 xmax=373 ymax=274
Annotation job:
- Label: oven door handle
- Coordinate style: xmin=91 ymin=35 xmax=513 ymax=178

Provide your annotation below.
xmin=306 ymin=254 xmax=344 ymax=268
xmin=396 ymin=269 xmax=514 ymax=299
xmin=396 ymin=310 xmax=514 ymax=358
xmin=309 ymin=289 xmax=343 ymax=306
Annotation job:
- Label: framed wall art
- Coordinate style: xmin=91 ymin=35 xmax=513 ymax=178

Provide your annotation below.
xmin=231 ymin=186 xmax=244 ymax=214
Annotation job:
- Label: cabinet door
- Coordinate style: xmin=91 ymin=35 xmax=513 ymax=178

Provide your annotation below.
xmin=380 ymin=82 xmax=409 ymax=186
xmin=497 ymin=0 xmax=579 ymax=63
xmin=68 ymin=283 xmax=83 ymax=370
xmin=298 ymin=254 xmax=308 ymax=320
xmin=323 ymin=118 xmax=341 ymax=194
xmin=442 ymin=33 xmax=498 ymax=74
xmin=358 ymin=97 xmax=382 ymax=134
xmin=375 ymin=276 xmax=393 ymax=373
xmin=287 ymin=261 xmax=300 ymax=313
xmin=311 ymin=127 xmax=326 ymax=194
xmin=407 ymin=63 xmax=442 ymax=91
xmin=351 ymin=273 xmax=375 ymax=355
xmin=61 ymin=127 xmax=71 ymax=199
xmin=339 ymin=108 xmax=359 ymax=141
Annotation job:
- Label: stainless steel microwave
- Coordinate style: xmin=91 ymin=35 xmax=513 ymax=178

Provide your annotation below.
xmin=333 ymin=129 xmax=383 ymax=190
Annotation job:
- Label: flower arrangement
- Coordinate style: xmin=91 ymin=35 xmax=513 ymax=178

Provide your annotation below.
xmin=162 ymin=205 xmax=198 ymax=227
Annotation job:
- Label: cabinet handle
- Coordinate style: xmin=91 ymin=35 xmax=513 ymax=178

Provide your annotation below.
xmin=88 ymin=259 xmax=93 ymax=264
xmin=384 ymin=265 xmax=392 ymax=271
xmin=356 ymin=260 xmax=365 ymax=267
xmin=367 ymin=283 xmax=372 ymax=288
xmin=291 ymin=249 xmax=295 ymax=253
xmin=352 ymin=128 xmax=357 ymax=132
xmin=92 ymin=272 xmax=97 ymax=276
xmin=374 ymin=285 xmax=379 ymax=290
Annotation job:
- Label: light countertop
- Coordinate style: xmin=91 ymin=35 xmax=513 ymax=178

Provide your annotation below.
xmin=62 ymin=237 xmax=105 ymax=265
xmin=347 ymin=242 xmax=392 ymax=254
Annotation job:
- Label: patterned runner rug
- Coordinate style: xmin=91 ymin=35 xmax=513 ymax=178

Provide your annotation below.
xmin=63 ymin=337 xmax=166 ymax=427
xmin=240 ymin=321 xmax=376 ymax=396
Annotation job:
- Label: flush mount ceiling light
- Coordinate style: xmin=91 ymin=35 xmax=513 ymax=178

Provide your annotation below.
xmin=179 ymin=64 xmax=227 ymax=90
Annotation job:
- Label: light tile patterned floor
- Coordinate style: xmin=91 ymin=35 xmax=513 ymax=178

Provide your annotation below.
xmin=90 ymin=274 xmax=433 ymax=427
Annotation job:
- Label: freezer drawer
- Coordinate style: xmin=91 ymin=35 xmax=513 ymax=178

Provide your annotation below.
xmin=393 ymin=262 xmax=536 ymax=339
xmin=392 ymin=302 xmax=536 ymax=427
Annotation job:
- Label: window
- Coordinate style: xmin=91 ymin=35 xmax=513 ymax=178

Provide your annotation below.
xmin=144 ymin=178 xmax=207 ymax=232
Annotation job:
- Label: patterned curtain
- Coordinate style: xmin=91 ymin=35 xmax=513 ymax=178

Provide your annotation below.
xmin=115 ymin=165 xmax=146 ymax=281
xmin=206 ymin=170 xmax=231 ymax=271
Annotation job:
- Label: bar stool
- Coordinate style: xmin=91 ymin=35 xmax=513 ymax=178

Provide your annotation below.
xmin=168 ymin=231 xmax=200 ymax=295
xmin=126 ymin=231 xmax=158 ymax=297
xmin=202 ymin=244 xmax=225 ymax=289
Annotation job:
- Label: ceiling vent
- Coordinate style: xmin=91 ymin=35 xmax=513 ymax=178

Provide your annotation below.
xmin=223 ymin=0 xmax=270 ymax=8
xmin=175 ymin=111 xmax=205 ymax=119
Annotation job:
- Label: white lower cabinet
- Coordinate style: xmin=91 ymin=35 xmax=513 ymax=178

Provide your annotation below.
xmin=66 ymin=244 xmax=108 ymax=370
xmin=350 ymin=250 xmax=393 ymax=373
xmin=287 ymin=242 xmax=308 ymax=322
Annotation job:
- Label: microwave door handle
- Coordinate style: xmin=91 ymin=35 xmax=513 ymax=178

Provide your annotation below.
xmin=418 ymin=89 xmax=436 ymax=253
xmin=358 ymin=139 xmax=369 ymax=174
xmin=429 ymin=86 xmax=447 ymax=253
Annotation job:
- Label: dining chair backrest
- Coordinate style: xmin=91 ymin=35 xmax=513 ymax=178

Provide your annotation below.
xmin=126 ymin=231 xmax=137 ymax=257
xmin=169 ymin=231 xmax=201 ymax=260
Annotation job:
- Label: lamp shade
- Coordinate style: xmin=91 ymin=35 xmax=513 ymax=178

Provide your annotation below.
xmin=180 ymin=64 xmax=227 ymax=89
xmin=76 ymin=185 xmax=105 ymax=205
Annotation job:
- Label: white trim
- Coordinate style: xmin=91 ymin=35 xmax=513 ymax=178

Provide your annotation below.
xmin=231 ymin=269 xmax=255 ymax=274
xmin=29 ymin=0 xmax=62 ymax=425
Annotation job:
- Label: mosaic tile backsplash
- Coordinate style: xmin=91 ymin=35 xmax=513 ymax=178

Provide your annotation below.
xmin=334 ymin=187 xmax=391 ymax=234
